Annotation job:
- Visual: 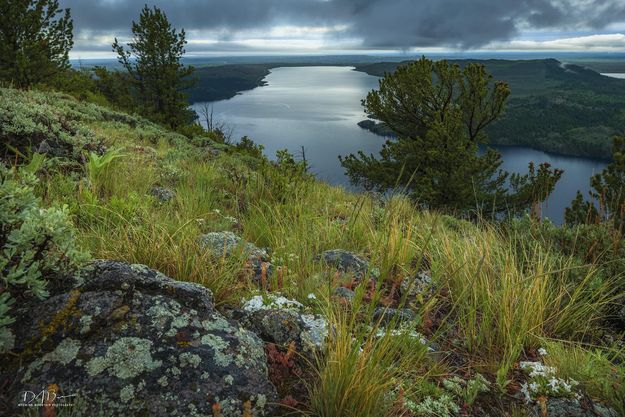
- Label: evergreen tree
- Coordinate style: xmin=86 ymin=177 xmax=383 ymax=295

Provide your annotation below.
xmin=0 ymin=0 xmax=73 ymax=88
xmin=113 ymin=5 xmax=195 ymax=129
xmin=565 ymin=133 xmax=625 ymax=229
xmin=340 ymin=57 xmax=562 ymax=216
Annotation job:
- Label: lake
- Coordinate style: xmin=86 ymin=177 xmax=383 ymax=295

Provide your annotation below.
xmin=192 ymin=66 xmax=607 ymax=224
xmin=602 ymin=73 xmax=625 ymax=79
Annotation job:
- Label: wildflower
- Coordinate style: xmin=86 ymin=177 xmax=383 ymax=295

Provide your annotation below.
xmin=538 ymin=347 xmax=548 ymax=356
xmin=307 ymin=293 xmax=317 ymax=300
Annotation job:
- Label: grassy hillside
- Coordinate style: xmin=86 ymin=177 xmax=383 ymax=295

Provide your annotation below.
xmin=2 ymin=87 xmax=624 ymax=416
xmin=355 ymin=59 xmax=625 ymax=159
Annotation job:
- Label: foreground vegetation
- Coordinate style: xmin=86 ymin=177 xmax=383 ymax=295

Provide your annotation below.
xmin=2 ymin=87 xmax=624 ymax=416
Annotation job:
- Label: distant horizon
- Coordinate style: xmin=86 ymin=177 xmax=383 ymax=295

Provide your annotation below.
xmin=64 ymin=1 xmax=625 ymax=58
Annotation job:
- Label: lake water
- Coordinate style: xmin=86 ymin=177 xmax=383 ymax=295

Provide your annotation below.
xmin=192 ymin=66 xmax=607 ymax=224
xmin=602 ymin=73 xmax=625 ymax=79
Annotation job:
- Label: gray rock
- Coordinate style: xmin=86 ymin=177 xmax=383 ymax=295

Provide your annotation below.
xmin=236 ymin=295 xmax=328 ymax=354
xmin=200 ymin=231 xmax=267 ymax=261
xmin=199 ymin=231 xmax=271 ymax=284
xmin=333 ymin=287 xmax=356 ymax=301
xmin=150 ymin=186 xmax=176 ymax=202
xmin=2 ymin=260 xmax=277 ymax=417
xmin=530 ymin=398 xmax=618 ymax=417
xmin=318 ymin=249 xmax=369 ymax=277
xmin=400 ymin=270 xmax=434 ymax=300
xmin=373 ymin=307 xmax=416 ymax=325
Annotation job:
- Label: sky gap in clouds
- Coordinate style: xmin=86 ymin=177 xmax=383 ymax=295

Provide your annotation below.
xmin=64 ymin=0 xmax=625 ymax=56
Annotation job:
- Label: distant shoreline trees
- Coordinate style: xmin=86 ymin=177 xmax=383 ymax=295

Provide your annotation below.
xmin=0 ymin=0 xmax=73 ymax=88
xmin=340 ymin=57 xmax=563 ymax=217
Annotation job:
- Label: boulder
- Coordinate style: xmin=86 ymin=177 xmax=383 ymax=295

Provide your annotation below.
xmin=2 ymin=260 xmax=277 ymax=417
xmin=233 ymin=295 xmax=328 ymax=354
xmin=200 ymin=231 xmax=272 ymax=284
xmin=318 ymin=249 xmax=369 ymax=277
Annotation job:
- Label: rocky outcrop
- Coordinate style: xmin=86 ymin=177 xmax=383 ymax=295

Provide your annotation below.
xmin=2 ymin=261 xmax=277 ymax=417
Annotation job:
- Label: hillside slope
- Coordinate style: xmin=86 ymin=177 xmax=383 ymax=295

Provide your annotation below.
xmin=1 ymin=87 xmax=624 ymax=416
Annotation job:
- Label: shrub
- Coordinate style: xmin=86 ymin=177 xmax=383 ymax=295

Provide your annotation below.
xmin=0 ymin=164 xmax=88 ymax=352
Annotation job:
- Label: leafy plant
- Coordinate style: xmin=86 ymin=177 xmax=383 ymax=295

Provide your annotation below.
xmin=0 ymin=164 xmax=88 ymax=353
xmin=85 ymin=148 xmax=125 ymax=195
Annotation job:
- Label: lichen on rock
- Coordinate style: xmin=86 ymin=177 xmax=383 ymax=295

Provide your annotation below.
xmin=2 ymin=260 xmax=277 ymax=417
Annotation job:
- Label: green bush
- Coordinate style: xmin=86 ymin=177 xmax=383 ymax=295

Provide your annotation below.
xmin=0 ymin=164 xmax=89 ymax=352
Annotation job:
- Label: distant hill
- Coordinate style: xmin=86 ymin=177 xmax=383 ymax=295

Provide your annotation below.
xmin=188 ymin=64 xmax=273 ymax=103
xmin=355 ymin=59 xmax=625 ymax=160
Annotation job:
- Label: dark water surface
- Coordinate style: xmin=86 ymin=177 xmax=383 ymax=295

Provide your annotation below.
xmin=192 ymin=66 xmax=607 ymax=224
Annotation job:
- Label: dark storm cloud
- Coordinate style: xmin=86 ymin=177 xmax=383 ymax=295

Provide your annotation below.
xmin=64 ymin=0 xmax=625 ymax=49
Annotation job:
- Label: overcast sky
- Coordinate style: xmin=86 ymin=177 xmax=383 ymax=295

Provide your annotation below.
xmin=65 ymin=0 xmax=625 ymax=58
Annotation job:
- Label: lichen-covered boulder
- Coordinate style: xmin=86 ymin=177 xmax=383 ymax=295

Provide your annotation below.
xmin=2 ymin=260 xmax=277 ymax=417
xmin=200 ymin=231 xmax=272 ymax=284
xmin=233 ymin=295 xmax=328 ymax=354
xmin=317 ymin=249 xmax=369 ymax=277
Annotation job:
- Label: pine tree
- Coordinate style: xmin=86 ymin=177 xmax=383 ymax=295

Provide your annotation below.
xmin=565 ymin=133 xmax=625 ymax=229
xmin=113 ymin=5 xmax=195 ymax=129
xmin=340 ymin=57 xmax=562 ymax=216
xmin=0 ymin=0 xmax=73 ymax=88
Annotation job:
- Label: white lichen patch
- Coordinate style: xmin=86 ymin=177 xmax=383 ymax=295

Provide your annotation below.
xmin=120 ymin=385 xmax=135 ymax=403
xmin=22 ymin=338 xmax=82 ymax=382
xmin=157 ymin=375 xmax=169 ymax=387
xmin=85 ymin=337 xmax=162 ymax=379
xmin=79 ymin=315 xmax=93 ymax=334
xmin=300 ymin=314 xmax=328 ymax=352
xmin=242 ymin=294 xmax=303 ymax=312
xmin=201 ymin=315 xmax=231 ymax=332
xmin=179 ymin=352 xmax=202 ymax=368
xmin=201 ymin=334 xmax=232 ymax=367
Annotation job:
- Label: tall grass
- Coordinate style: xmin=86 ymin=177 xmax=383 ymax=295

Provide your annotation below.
xmin=307 ymin=301 xmax=432 ymax=417
xmin=429 ymin=222 xmax=616 ymax=376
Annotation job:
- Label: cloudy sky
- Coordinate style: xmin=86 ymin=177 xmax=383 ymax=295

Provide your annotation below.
xmin=65 ymin=0 xmax=625 ymax=58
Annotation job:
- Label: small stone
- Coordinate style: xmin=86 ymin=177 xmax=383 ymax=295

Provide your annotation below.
xmin=318 ymin=249 xmax=369 ymax=276
xmin=400 ymin=270 xmax=433 ymax=300
xmin=373 ymin=307 xmax=416 ymax=325
xmin=150 ymin=186 xmax=176 ymax=203
xmin=333 ymin=287 xmax=356 ymax=301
